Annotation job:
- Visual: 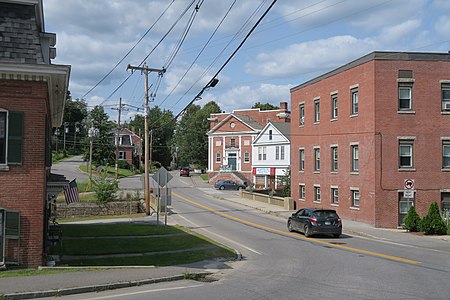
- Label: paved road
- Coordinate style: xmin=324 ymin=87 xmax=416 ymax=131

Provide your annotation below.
xmin=48 ymin=174 xmax=450 ymax=300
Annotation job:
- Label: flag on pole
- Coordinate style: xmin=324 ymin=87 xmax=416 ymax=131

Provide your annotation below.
xmin=64 ymin=179 xmax=80 ymax=204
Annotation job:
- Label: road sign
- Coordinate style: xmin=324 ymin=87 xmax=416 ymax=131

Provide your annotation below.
xmin=404 ymin=179 xmax=415 ymax=190
xmin=152 ymin=167 xmax=173 ymax=187
xmin=403 ymin=189 xmax=415 ymax=198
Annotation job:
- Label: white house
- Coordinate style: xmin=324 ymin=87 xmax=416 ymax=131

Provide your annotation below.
xmin=252 ymin=121 xmax=290 ymax=190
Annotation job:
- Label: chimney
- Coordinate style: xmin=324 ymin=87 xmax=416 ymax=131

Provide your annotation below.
xmin=280 ymin=102 xmax=288 ymax=110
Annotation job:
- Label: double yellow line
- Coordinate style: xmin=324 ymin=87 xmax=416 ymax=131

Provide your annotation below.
xmin=174 ymin=192 xmax=421 ymax=265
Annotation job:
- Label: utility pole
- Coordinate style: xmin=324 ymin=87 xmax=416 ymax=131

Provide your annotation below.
xmin=127 ymin=63 xmax=165 ymax=215
xmin=112 ymin=97 xmax=124 ymax=179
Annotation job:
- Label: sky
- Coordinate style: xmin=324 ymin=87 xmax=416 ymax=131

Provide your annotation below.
xmin=43 ymin=0 xmax=450 ymax=123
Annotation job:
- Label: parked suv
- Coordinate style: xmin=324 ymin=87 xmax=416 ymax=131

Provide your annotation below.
xmin=287 ymin=208 xmax=342 ymax=238
xmin=179 ymin=167 xmax=190 ymax=177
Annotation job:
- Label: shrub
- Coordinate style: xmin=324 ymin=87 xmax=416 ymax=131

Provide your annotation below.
xmin=403 ymin=206 xmax=421 ymax=232
xmin=420 ymin=202 xmax=447 ymax=235
xmin=118 ymin=160 xmax=130 ymax=170
xmin=92 ymin=172 xmax=118 ymax=204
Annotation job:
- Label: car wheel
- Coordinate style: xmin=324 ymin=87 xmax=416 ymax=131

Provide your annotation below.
xmin=333 ymin=233 xmax=341 ymax=238
xmin=219 ymin=186 xmax=225 ymax=190
xmin=287 ymin=220 xmax=294 ymax=232
xmin=304 ymin=224 xmax=312 ymax=237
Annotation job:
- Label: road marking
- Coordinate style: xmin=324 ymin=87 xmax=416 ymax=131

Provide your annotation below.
xmin=82 ymin=284 xmax=204 ymax=300
xmin=173 ymin=192 xmax=421 ymax=265
xmin=176 ymin=213 xmax=263 ymax=255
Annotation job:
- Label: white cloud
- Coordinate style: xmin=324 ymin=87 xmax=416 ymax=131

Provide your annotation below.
xmin=200 ymin=83 xmax=292 ymax=113
xmin=377 ymin=20 xmax=422 ymax=47
xmin=434 ymin=16 xmax=450 ymax=39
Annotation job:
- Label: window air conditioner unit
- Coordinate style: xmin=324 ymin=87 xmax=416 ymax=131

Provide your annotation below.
xmin=445 ymin=102 xmax=450 ymax=111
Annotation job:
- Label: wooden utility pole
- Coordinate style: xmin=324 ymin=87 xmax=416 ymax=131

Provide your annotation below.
xmin=127 ymin=63 xmax=165 ymax=215
xmin=112 ymin=97 xmax=124 ymax=179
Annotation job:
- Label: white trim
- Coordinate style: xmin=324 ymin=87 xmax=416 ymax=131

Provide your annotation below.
xmin=397 ymin=78 xmax=415 ymax=83
xmin=349 ymin=84 xmax=359 ymax=90
xmin=330 ymin=185 xmax=338 ymax=189
xmin=350 ymin=187 xmax=359 ymax=191
xmin=440 ymin=80 xmax=450 ymax=84
xmin=313 ymin=184 xmax=321 ymax=187
xmin=330 ymin=90 xmax=338 ymax=95
xmin=330 ymin=144 xmax=338 ymax=148
xmin=349 ymin=142 xmax=359 ymax=146
xmin=397 ymin=136 xmax=416 ymax=140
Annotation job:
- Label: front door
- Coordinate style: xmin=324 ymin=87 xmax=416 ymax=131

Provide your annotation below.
xmin=398 ymin=192 xmax=414 ymax=226
xmin=228 ymin=153 xmax=237 ymax=170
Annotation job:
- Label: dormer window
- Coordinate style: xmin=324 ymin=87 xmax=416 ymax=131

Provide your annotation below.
xmin=269 ymin=130 xmax=272 ymax=140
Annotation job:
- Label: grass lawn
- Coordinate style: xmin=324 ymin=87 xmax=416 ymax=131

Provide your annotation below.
xmin=50 ymin=223 xmax=235 ymax=267
xmin=79 ymin=165 xmax=135 ymax=178
xmin=0 ymin=268 xmax=105 ymax=278
xmin=200 ymin=174 xmax=209 ymax=181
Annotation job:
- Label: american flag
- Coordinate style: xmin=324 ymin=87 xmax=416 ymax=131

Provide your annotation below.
xmin=64 ymin=179 xmax=80 ymax=204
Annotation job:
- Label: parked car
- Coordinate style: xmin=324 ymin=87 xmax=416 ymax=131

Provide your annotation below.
xmin=287 ymin=208 xmax=342 ymax=238
xmin=214 ymin=180 xmax=247 ymax=190
xmin=179 ymin=167 xmax=190 ymax=177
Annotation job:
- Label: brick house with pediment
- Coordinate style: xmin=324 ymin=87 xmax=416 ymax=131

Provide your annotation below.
xmin=0 ymin=0 xmax=70 ymax=267
xmin=207 ymin=102 xmax=290 ymax=185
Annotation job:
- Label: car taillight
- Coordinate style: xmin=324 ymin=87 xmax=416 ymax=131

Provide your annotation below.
xmin=337 ymin=218 xmax=342 ymax=224
xmin=309 ymin=217 xmax=317 ymax=223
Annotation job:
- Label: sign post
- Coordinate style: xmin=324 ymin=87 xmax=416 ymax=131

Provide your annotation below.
xmin=152 ymin=167 xmax=173 ymax=225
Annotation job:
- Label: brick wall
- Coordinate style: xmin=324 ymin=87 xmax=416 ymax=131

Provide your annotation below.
xmin=0 ymin=80 xmax=49 ymax=267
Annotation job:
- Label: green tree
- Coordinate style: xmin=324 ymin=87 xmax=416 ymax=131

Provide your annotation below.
xmin=277 ymin=167 xmax=291 ymax=197
xmin=252 ymin=102 xmax=279 ymax=111
xmin=83 ymin=105 xmax=115 ymax=166
xmin=175 ymin=101 xmax=221 ymax=168
xmin=420 ymin=202 xmax=447 ymax=235
xmin=403 ymin=206 xmax=421 ymax=232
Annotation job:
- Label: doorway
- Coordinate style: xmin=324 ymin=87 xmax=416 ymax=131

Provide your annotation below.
xmin=228 ymin=153 xmax=237 ymax=170
xmin=398 ymin=192 xmax=414 ymax=226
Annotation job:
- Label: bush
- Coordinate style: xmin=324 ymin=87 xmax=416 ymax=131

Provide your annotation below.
xmin=404 ymin=206 xmax=421 ymax=232
xmin=117 ymin=160 xmax=130 ymax=170
xmin=92 ymin=172 xmax=118 ymax=204
xmin=420 ymin=202 xmax=447 ymax=235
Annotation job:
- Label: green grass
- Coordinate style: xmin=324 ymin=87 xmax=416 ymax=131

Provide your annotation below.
xmin=49 ymin=223 xmax=235 ymax=267
xmin=200 ymin=174 xmax=209 ymax=181
xmin=0 ymin=267 xmax=104 ymax=278
xmin=79 ymin=165 xmax=135 ymax=178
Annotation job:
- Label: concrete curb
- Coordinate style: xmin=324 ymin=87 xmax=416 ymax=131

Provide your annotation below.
xmin=1 ymin=272 xmax=212 ymax=300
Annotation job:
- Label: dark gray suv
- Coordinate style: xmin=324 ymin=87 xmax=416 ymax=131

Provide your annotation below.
xmin=288 ymin=208 xmax=342 ymax=238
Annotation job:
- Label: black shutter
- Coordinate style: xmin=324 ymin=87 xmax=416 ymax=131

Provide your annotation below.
xmin=8 ymin=112 xmax=24 ymax=164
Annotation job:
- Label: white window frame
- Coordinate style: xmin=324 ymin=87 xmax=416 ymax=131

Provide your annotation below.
xmin=331 ymin=93 xmax=338 ymax=119
xmin=351 ymin=144 xmax=359 ymax=172
xmin=351 ymin=87 xmax=358 ymax=115
xmin=314 ymin=185 xmax=321 ymax=203
xmin=351 ymin=189 xmax=360 ymax=207
xmin=314 ymin=99 xmax=320 ymax=123
xmin=299 ymin=148 xmax=305 ymax=171
xmin=399 ymin=141 xmax=414 ymax=169
xmin=331 ymin=146 xmax=338 ymax=172
xmin=299 ymin=103 xmax=305 ymax=126
xmin=314 ymin=147 xmax=320 ymax=171
xmin=331 ymin=187 xmax=339 ymax=204
xmin=441 ymin=83 xmax=450 ymax=112
xmin=280 ymin=145 xmax=285 ymax=160
xmin=215 ymin=140 xmax=221 ymax=146
xmin=299 ymin=184 xmax=305 ymax=200
xmin=398 ymin=84 xmax=413 ymax=111
xmin=216 ymin=152 xmax=221 ymax=163
xmin=119 ymin=151 xmax=126 ymax=160
xmin=262 ymin=146 xmax=267 ymax=160
xmin=244 ymin=151 xmax=250 ymax=163
xmin=275 ymin=146 xmax=280 ymax=160
xmin=230 ymin=138 xmax=236 ymax=148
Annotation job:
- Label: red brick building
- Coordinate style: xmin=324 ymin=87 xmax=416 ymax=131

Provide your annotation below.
xmin=207 ymin=102 xmax=290 ymax=185
xmin=0 ymin=0 xmax=70 ymax=267
xmin=290 ymin=51 xmax=450 ymax=228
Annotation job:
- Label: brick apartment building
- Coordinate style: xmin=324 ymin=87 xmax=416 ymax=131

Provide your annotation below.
xmin=207 ymin=102 xmax=290 ymax=185
xmin=290 ymin=51 xmax=450 ymax=228
xmin=0 ymin=0 xmax=70 ymax=267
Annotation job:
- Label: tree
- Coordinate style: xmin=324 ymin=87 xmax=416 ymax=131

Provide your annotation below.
xmin=83 ymin=105 xmax=115 ymax=166
xmin=420 ymin=202 xmax=447 ymax=235
xmin=276 ymin=167 xmax=291 ymax=197
xmin=403 ymin=206 xmax=421 ymax=232
xmin=252 ymin=102 xmax=279 ymax=111
xmin=175 ymin=101 xmax=221 ymax=168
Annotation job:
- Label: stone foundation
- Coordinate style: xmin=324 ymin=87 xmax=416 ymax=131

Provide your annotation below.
xmin=56 ymin=201 xmax=144 ymax=220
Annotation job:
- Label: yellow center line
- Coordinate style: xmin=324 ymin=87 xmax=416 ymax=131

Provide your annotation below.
xmin=173 ymin=192 xmax=421 ymax=265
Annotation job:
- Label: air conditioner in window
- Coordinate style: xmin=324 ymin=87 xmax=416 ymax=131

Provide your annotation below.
xmin=445 ymin=102 xmax=450 ymax=111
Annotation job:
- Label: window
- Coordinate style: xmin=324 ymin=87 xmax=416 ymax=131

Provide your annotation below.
xmin=351 ymin=88 xmax=358 ymax=115
xmin=216 ymin=152 xmax=221 ymax=163
xmin=118 ymin=151 xmax=126 ymax=160
xmin=275 ymin=146 xmax=280 ymax=160
xmin=331 ymin=188 xmax=339 ymax=204
xmin=443 ymin=141 xmax=450 ymax=169
xmin=299 ymin=185 xmax=305 ymax=199
xmin=230 ymin=138 xmax=236 ymax=147
xmin=314 ymin=186 xmax=321 ymax=203
xmin=280 ymin=146 xmax=285 ymax=160
xmin=351 ymin=145 xmax=358 ymax=172
xmin=244 ymin=140 xmax=250 ymax=146
xmin=314 ymin=148 xmax=320 ymax=171
xmin=269 ymin=130 xmax=273 ymax=140
xmin=314 ymin=99 xmax=320 ymax=123
xmin=244 ymin=152 xmax=250 ymax=163
xmin=299 ymin=104 xmax=305 ymax=126
xmin=299 ymin=149 xmax=305 ymax=171
xmin=399 ymin=141 xmax=413 ymax=168
xmin=352 ymin=190 xmax=360 ymax=207
xmin=0 ymin=110 xmax=23 ymax=165
xmin=331 ymin=146 xmax=338 ymax=172
xmin=331 ymin=94 xmax=338 ymax=119
xmin=215 ymin=140 xmax=221 ymax=146
xmin=398 ymin=84 xmax=413 ymax=111
xmin=258 ymin=147 xmax=267 ymax=161
xmin=442 ymin=84 xmax=450 ymax=111
xmin=263 ymin=147 xmax=267 ymax=160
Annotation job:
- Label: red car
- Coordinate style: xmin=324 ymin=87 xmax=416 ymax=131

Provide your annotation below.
xmin=179 ymin=167 xmax=190 ymax=177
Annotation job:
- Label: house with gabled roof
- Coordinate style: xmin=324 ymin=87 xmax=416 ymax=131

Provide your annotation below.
xmin=252 ymin=121 xmax=290 ymax=190
xmin=207 ymin=102 xmax=290 ymax=185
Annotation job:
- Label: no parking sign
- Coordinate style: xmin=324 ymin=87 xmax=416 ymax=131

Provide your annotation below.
xmin=404 ymin=179 xmax=415 ymax=190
